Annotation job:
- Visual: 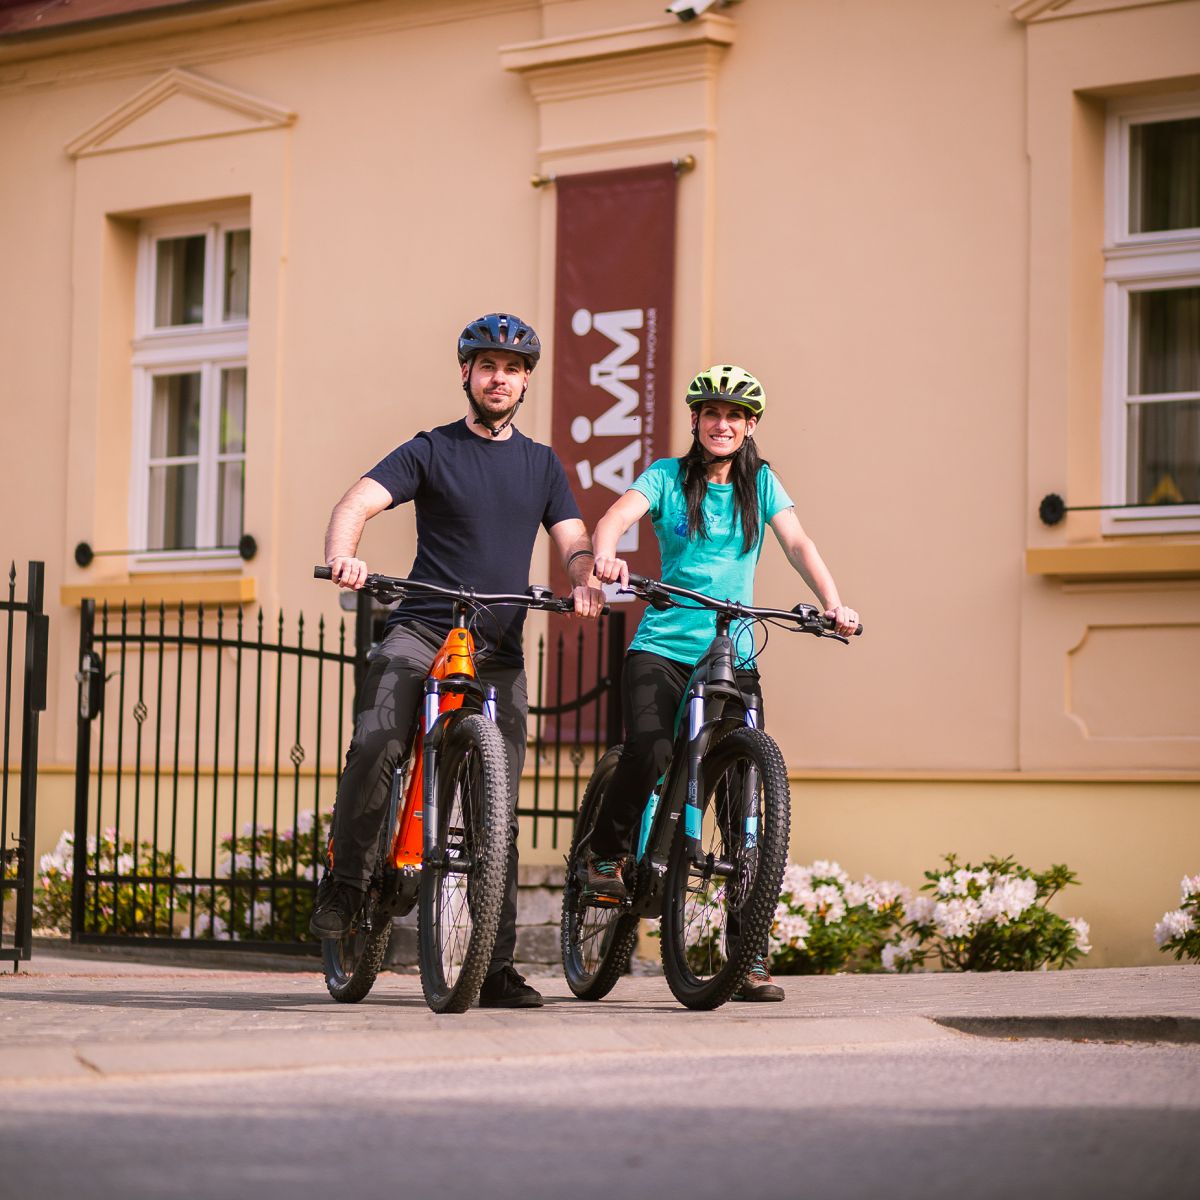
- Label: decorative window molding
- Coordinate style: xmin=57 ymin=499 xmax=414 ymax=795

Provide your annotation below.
xmin=130 ymin=210 xmax=250 ymax=573
xmin=1102 ymin=92 xmax=1200 ymax=535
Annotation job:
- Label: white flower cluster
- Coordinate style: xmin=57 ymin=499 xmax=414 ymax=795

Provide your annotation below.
xmin=920 ymin=869 xmax=1039 ymax=938
xmin=770 ymin=860 xmax=907 ymax=954
xmin=881 ymin=935 xmax=921 ymax=972
xmin=883 ymin=861 xmax=1092 ymax=972
xmin=1152 ymin=874 xmax=1200 ymax=950
xmin=1154 ymin=908 xmax=1196 ymax=947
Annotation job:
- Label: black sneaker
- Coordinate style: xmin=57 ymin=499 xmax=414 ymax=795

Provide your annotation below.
xmin=731 ymin=957 xmax=785 ymax=1002
xmin=308 ymin=877 xmax=364 ymax=939
xmin=478 ymin=965 xmax=544 ymax=1009
xmin=581 ymin=853 xmax=627 ymax=904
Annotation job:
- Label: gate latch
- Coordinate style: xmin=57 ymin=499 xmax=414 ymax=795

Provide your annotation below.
xmin=76 ymin=650 xmax=105 ymax=721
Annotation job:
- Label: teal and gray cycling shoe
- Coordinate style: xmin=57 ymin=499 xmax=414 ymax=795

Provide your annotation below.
xmin=582 ymin=853 xmax=627 ymax=905
xmin=731 ymin=957 xmax=785 ymax=1002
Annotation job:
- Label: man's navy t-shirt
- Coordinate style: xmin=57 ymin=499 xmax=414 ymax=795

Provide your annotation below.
xmin=364 ymin=420 xmax=581 ymax=665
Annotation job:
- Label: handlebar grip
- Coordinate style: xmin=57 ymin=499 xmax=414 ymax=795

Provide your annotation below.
xmin=822 ymin=616 xmax=864 ymax=636
xmin=314 ymin=565 xmax=333 ymax=580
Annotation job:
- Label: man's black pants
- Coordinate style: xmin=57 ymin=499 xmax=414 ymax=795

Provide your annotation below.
xmin=329 ymin=620 xmax=528 ymax=972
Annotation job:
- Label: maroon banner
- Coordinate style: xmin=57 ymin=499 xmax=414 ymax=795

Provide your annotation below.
xmin=551 ymin=162 xmax=675 ymax=591
xmin=547 ymin=164 xmax=676 ymax=741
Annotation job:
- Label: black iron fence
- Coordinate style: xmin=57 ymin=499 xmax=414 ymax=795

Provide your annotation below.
xmin=70 ymin=595 xmax=625 ymax=949
xmin=1 ymin=562 xmax=48 ymax=970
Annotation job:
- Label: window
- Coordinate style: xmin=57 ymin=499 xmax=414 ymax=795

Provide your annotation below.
xmin=1104 ymin=96 xmax=1200 ymax=534
xmin=132 ymin=214 xmax=249 ymax=566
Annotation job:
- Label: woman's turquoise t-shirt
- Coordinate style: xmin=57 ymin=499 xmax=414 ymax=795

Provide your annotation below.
xmin=628 ymin=459 xmax=794 ymax=665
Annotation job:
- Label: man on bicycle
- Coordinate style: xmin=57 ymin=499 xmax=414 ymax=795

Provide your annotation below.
xmin=313 ymin=312 xmax=603 ymax=1008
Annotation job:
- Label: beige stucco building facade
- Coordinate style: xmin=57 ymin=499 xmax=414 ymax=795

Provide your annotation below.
xmin=1 ymin=0 xmax=1197 ymax=966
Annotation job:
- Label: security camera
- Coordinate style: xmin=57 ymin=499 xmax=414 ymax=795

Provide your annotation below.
xmin=665 ymin=0 xmax=727 ymax=22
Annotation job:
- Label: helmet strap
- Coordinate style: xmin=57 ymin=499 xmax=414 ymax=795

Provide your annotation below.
xmin=464 ymin=373 xmax=526 ymax=438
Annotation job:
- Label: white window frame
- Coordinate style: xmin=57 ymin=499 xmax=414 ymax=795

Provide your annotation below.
xmin=130 ymin=210 xmax=250 ymax=571
xmin=1103 ymin=92 xmax=1200 ymax=535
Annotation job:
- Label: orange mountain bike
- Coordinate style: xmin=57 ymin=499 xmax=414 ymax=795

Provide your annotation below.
xmin=314 ymin=567 xmax=576 ymax=1013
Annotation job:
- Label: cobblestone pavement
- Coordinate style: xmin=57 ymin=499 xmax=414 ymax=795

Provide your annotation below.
xmin=1 ymin=951 xmax=1196 ymax=1082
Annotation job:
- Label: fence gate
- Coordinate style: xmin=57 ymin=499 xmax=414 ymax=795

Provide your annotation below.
xmin=71 ymin=597 xmax=361 ymax=952
xmin=0 ymin=562 xmax=48 ymax=970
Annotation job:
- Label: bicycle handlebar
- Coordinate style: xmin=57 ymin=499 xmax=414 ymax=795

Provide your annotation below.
xmin=622 ymin=573 xmax=863 ymax=640
xmin=314 ymin=565 xmax=586 ymax=614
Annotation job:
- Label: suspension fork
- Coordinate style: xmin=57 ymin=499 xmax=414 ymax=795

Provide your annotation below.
xmin=742 ymin=694 xmax=761 ymax=849
xmin=683 ymin=681 xmax=707 ymax=865
xmin=422 ymin=678 xmax=442 ymax=862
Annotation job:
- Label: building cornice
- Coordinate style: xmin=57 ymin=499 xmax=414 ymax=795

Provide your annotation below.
xmin=0 ymin=0 xmax=536 ymax=91
xmin=1011 ymin=0 xmax=1188 ymax=24
xmin=499 ymin=13 xmax=736 ymax=77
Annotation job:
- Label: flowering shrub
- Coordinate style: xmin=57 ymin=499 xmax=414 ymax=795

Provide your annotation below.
xmin=881 ymin=853 xmax=1091 ymax=972
xmin=767 ymin=860 xmax=908 ymax=974
xmin=1153 ymin=874 xmax=1200 ymax=963
xmin=34 ymin=829 xmax=187 ymax=936
xmin=185 ymin=809 xmax=331 ymax=942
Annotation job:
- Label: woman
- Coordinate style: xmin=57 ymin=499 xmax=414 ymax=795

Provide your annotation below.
xmin=585 ymin=364 xmax=859 ymax=1002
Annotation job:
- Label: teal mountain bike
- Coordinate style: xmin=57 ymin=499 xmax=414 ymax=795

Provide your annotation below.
xmin=560 ymin=573 xmax=861 ymax=1011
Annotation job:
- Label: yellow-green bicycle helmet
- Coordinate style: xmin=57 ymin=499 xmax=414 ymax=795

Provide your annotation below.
xmin=685 ymin=364 xmax=766 ymax=419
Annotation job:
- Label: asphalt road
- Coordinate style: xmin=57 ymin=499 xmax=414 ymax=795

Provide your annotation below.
xmin=1 ymin=1028 xmax=1198 ymax=1200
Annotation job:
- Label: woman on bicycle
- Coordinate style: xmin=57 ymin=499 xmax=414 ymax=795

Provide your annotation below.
xmin=585 ymin=364 xmax=859 ymax=1002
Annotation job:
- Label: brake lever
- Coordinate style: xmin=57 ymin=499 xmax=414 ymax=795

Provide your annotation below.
xmin=371 ymin=583 xmax=406 ymax=605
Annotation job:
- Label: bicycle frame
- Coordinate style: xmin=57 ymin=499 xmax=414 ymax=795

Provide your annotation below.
xmin=332 ymin=604 xmax=496 ymax=921
xmin=623 ymin=615 xmax=761 ymax=921
xmin=314 ymin=565 xmax=577 ymax=920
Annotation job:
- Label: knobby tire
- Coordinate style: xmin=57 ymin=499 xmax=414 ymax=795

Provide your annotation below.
xmin=418 ymin=713 xmax=509 ymax=1014
xmin=560 ymin=746 xmax=640 ymax=1000
xmin=660 ymin=726 xmax=790 ymax=1011
xmin=322 ymin=814 xmax=395 ymax=1003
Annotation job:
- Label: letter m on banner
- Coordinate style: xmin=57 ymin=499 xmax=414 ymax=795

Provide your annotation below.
xmin=548 ymin=163 xmax=677 ymax=741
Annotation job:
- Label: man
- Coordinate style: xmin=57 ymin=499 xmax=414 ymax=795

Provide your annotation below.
xmin=314 ymin=312 xmax=603 ymax=1008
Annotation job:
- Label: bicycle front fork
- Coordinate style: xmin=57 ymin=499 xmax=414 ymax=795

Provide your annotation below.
xmin=420 ymin=677 xmax=498 ymax=864
xmin=682 ymin=686 xmax=761 ymax=868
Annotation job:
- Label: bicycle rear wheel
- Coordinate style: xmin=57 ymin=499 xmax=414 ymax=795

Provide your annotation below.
xmin=560 ymin=747 xmax=640 ymax=1000
xmin=322 ymin=811 xmax=395 ymax=1003
xmin=322 ymin=918 xmax=392 ymax=1003
xmin=418 ymin=713 xmax=509 ymax=1014
xmin=660 ymin=727 xmax=790 ymax=1011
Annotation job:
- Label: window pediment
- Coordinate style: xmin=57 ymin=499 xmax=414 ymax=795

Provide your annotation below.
xmin=66 ymin=67 xmax=294 ymax=159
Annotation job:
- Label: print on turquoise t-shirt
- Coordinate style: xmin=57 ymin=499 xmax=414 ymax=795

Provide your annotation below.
xmin=628 ymin=458 xmax=793 ymax=665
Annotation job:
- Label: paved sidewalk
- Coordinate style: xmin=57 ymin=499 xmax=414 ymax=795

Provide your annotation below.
xmin=1 ymin=951 xmax=1197 ymax=1083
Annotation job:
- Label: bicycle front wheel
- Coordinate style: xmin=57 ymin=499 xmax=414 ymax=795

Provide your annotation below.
xmin=660 ymin=727 xmax=790 ymax=1010
xmin=418 ymin=713 xmax=510 ymax=1013
xmin=560 ymin=746 xmax=640 ymax=1000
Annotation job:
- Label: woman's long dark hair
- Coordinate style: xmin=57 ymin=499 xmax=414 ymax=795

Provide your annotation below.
xmin=679 ymin=432 xmax=770 ymax=555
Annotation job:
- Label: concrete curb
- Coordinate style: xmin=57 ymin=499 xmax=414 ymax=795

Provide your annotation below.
xmin=935 ymin=1015 xmax=1200 ymax=1044
xmin=0 ymin=1015 xmax=960 ymax=1083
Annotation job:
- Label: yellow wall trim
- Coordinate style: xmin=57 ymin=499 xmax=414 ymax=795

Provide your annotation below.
xmin=59 ymin=576 xmax=257 ymax=609
xmin=1026 ymin=542 xmax=1200 ymax=580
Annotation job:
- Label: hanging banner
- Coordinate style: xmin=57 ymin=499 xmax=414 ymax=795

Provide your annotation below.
xmin=546 ymin=162 xmax=676 ymax=743
xmin=550 ymin=162 xmax=675 ymax=589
